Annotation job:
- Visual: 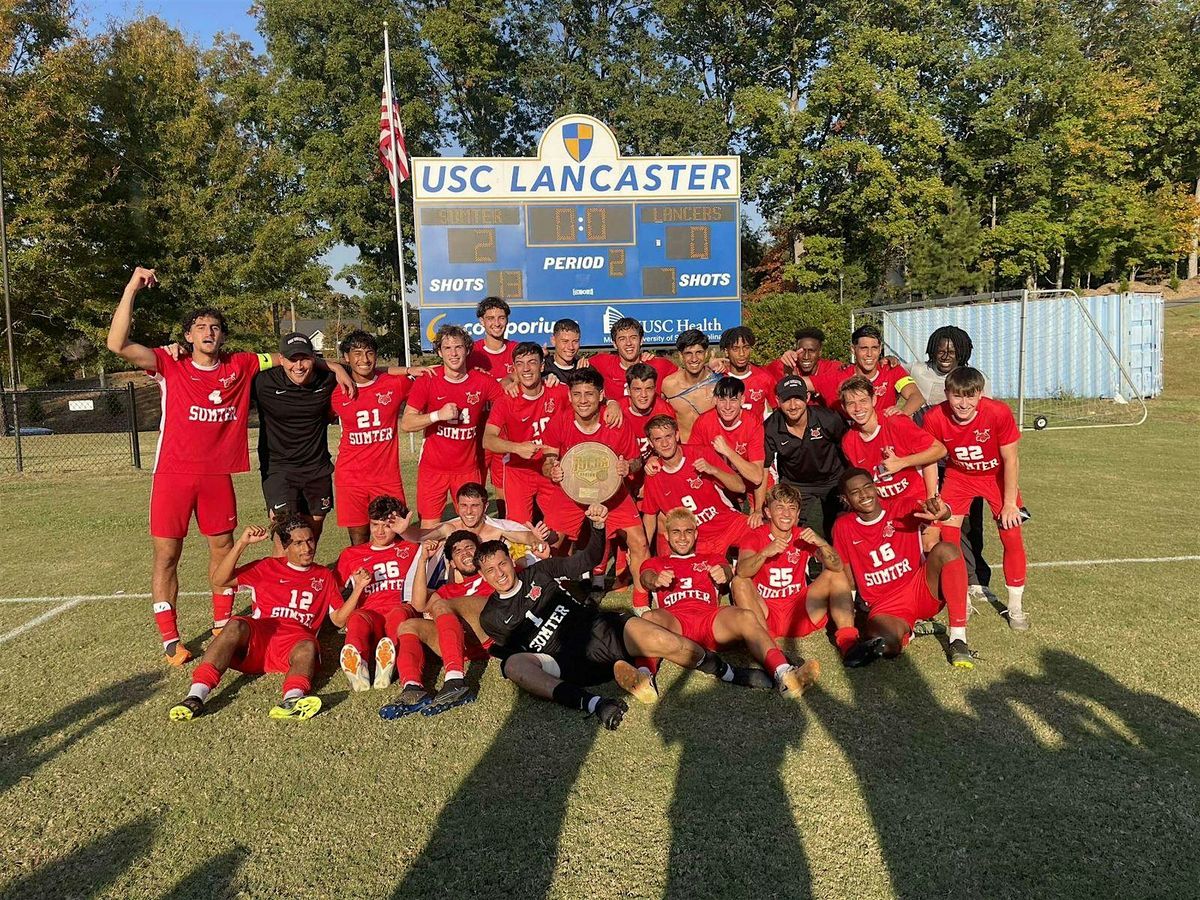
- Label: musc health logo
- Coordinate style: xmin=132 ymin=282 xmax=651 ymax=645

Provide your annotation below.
xmin=562 ymin=123 xmax=594 ymax=163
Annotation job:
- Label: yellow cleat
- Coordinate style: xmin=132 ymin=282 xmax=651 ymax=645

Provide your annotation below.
xmin=169 ymin=696 xmax=204 ymax=721
xmin=614 ymin=660 xmax=659 ymax=704
xmin=269 ymin=695 xmax=322 ymax=720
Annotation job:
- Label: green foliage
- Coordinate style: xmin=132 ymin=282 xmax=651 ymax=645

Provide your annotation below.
xmin=744 ymin=292 xmax=852 ymax=366
xmin=908 ymin=190 xmax=987 ymax=299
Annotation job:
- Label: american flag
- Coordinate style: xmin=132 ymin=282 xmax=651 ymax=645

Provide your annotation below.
xmin=379 ymin=76 xmax=409 ymax=196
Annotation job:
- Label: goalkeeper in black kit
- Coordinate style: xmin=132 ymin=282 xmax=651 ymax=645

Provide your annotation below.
xmin=474 ymin=504 xmax=772 ymax=731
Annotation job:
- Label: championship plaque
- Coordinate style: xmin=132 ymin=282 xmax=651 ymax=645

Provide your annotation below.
xmin=559 ymin=442 xmax=622 ymax=504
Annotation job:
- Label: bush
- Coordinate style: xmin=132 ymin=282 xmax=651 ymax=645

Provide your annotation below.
xmin=743 ymin=292 xmax=854 ymax=365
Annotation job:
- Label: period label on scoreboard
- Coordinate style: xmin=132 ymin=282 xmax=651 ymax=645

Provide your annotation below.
xmin=412 ymin=115 xmax=741 ymax=349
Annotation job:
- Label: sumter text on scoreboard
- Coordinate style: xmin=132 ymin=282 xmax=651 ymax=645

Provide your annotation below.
xmin=412 ymin=115 xmax=741 ymax=349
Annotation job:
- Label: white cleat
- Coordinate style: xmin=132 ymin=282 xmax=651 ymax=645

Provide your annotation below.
xmin=1007 ymin=609 xmax=1031 ymax=631
xmin=340 ymin=645 xmax=371 ymax=692
xmin=373 ymin=638 xmax=396 ymax=690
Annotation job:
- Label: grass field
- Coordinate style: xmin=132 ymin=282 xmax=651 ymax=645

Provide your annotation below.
xmin=1 ymin=307 xmax=1198 ymax=899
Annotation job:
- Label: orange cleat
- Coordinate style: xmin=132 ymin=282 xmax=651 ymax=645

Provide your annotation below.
xmin=164 ymin=643 xmax=193 ymax=667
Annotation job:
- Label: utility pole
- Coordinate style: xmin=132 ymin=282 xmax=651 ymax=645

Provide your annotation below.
xmin=0 ymin=152 xmax=24 ymax=470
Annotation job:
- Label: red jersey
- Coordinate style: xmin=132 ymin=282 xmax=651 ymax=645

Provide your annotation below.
xmin=150 ymin=348 xmax=266 ymax=475
xmin=332 ymin=373 xmax=411 ymax=484
xmin=922 ymin=397 xmax=1019 ymax=477
xmin=741 ymin=524 xmax=816 ymax=601
xmin=832 ymin=499 xmax=925 ymax=610
xmin=335 ymin=539 xmax=421 ymax=614
xmin=467 ymin=338 xmax=517 ymax=380
xmin=689 ymin=408 xmax=765 ymax=463
xmin=794 ymin=358 xmax=849 ymax=408
xmin=487 ymin=384 xmax=569 ymax=472
xmin=407 ymin=369 xmax=502 ymax=471
xmin=619 ymin=395 xmax=677 ymax=459
xmin=815 ymin=364 xmax=912 ymax=412
xmin=587 ymin=352 xmax=677 ymax=399
xmin=641 ymin=446 xmax=743 ymax=537
xmin=236 ymin=556 xmax=343 ymax=635
xmin=436 ymin=572 xmax=488 ymax=599
xmin=642 ymin=553 xmax=726 ymax=609
xmin=841 ymin=413 xmax=935 ymax=508
xmin=726 ymin=365 xmax=778 ymax=418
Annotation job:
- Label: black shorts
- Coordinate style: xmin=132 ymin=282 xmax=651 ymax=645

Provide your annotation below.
xmin=262 ymin=469 xmax=333 ymax=519
xmin=501 ymin=611 xmax=634 ymax=687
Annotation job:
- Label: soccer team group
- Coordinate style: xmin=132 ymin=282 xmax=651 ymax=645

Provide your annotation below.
xmin=107 ymin=266 xmax=1030 ymax=731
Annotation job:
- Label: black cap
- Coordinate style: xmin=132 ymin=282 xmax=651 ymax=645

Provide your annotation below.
xmin=280 ymin=332 xmax=315 ymax=358
xmin=775 ymin=374 xmax=808 ymax=402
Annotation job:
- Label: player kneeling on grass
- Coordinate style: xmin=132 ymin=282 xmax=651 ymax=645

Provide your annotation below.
xmin=921 ymin=366 xmax=1030 ymax=630
xmin=831 ymin=469 xmax=974 ymax=668
xmin=641 ymin=508 xmax=819 ymax=700
xmin=474 ymin=505 xmax=760 ymax=731
xmin=731 ymin=483 xmax=856 ymax=644
xmin=169 ymin=516 xmax=370 ymax=721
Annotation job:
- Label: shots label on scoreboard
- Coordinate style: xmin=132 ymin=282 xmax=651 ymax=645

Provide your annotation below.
xmin=412 ymin=115 xmax=740 ymax=348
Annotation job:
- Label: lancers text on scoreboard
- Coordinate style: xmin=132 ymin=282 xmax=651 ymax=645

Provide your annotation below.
xmin=413 ymin=115 xmax=741 ymax=348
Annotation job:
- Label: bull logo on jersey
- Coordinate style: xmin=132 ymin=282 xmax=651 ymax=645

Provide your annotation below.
xmin=528 ymin=585 xmax=542 ymax=601
xmin=688 ymin=475 xmax=703 ymax=490
xmin=749 ymin=389 xmax=764 ymax=402
xmin=562 ymin=122 xmax=594 ymax=162
xmin=310 ymin=577 xmax=325 ymax=593
xmin=395 ymin=545 xmax=411 ymax=559
xmin=545 ymin=398 xmax=556 ymax=414
xmin=735 ymin=441 xmax=748 ymax=455
xmin=207 ymin=389 xmax=223 ymax=404
xmin=466 ymin=391 xmax=482 ymax=405
xmin=786 ymin=548 xmax=802 ymax=565
xmin=810 ymin=427 xmax=823 ymax=439
xmin=882 ymin=522 xmax=895 ymax=539
xmin=974 ymin=428 xmax=991 ymax=443
xmin=693 ymin=561 xmax=709 ymax=573
xmin=377 ymin=391 xmax=394 ymax=407
xmin=219 ymin=372 xmax=238 ymax=389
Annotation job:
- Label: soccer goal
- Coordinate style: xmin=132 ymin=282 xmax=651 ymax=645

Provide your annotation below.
xmin=851 ymin=289 xmax=1160 ymax=431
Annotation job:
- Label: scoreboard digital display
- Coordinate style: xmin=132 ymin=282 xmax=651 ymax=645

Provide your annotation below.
xmin=412 ymin=115 xmax=741 ymax=348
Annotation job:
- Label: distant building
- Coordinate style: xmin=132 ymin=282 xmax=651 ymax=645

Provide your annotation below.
xmin=290 ymin=318 xmax=365 ymax=354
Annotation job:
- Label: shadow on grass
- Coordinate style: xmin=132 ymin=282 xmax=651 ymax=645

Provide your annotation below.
xmin=161 ymin=845 xmax=249 ymax=900
xmin=653 ymin=670 xmax=813 ymax=900
xmin=808 ymin=649 xmax=1200 ymax=898
xmin=1 ymin=814 xmax=155 ymax=898
xmin=391 ymin=691 xmax=599 ymax=899
xmin=0 ymin=671 xmax=163 ymax=794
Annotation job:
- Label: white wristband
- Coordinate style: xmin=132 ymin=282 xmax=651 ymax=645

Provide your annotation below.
xmin=430 ymin=410 xmax=441 ymax=424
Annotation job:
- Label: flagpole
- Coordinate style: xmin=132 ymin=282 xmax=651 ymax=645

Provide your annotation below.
xmin=383 ymin=22 xmax=413 ymax=371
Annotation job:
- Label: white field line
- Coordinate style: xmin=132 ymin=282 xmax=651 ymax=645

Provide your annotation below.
xmin=1026 ymin=555 xmax=1200 ymax=568
xmin=0 ymin=591 xmax=212 ymax=605
xmin=0 ymin=598 xmax=87 ymax=645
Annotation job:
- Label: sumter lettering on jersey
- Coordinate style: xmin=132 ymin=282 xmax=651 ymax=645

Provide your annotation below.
xmin=922 ymin=397 xmax=1020 ymax=476
xmin=236 ymin=556 xmax=343 ymax=633
xmin=832 ymin=498 xmax=926 ymax=610
xmin=333 ymin=373 xmax=412 ymax=484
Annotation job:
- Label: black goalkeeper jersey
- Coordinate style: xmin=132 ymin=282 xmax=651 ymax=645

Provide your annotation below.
xmin=479 ymin=522 xmax=606 ymax=659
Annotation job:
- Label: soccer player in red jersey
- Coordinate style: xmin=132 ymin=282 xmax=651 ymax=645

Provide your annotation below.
xmin=333 ymin=496 xmax=423 ymax=692
xmin=641 ymin=414 xmax=751 ymax=564
xmin=832 ymin=469 xmax=975 ymax=668
xmin=768 ymin=327 xmax=845 ymax=405
xmin=540 ymin=368 xmax=651 ymax=605
xmin=401 ymin=324 xmax=503 ymax=527
xmin=619 ymin=363 xmax=676 ymax=488
xmin=718 ymin=326 xmax=777 ymax=418
xmin=586 ymin=316 xmax=678 ymax=399
xmin=466 ymin=297 xmax=518 ymax=513
xmin=921 ymin=366 xmax=1030 ymax=630
xmin=640 ymin=508 xmax=819 ymax=698
xmin=688 ymin=376 xmax=766 ymax=507
xmin=840 ymin=375 xmax=946 ymax=518
xmin=732 ymin=483 xmax=856 ymax=641
xmin=168 ymin=516 xmax=371 ymax=721
xmin=834 ymin=324 xmax=924 ymax=415
xmin=106 ymin=266 xmax=356 ymax=665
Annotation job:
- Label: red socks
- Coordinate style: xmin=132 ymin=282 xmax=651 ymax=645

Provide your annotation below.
xmin=434 ymin=613 xmax=466 ymax=676
xmin=940 ymin=554 xmax=969 ymax=628
xmin=632 ymin=589 xmax=650 ymax=611
xmin=998 ymin=525 xmax=1027 ymax=587
xmin=634 ymin=656 xmax=660 ymax=675
xmin=192 ymin=662 xmax=222 ymax=691
xmin=835 ymin=627 xmax=860 ymax=655
xmin=939 ymin=523 xmax=962 ymax=550
xmin=397 ymin=633 xmax=425 ymax=686
xmin=212 ymin=589 xmax=234 ymax=627
xmin=344 ymin=611 xmax=373 ymax=658
xmin=152 ymin=600 xmax=179 ymax=645
xmin=764 ymin=647 xmax=787 ymax=674
xmin=281 ymin=674 xmax=311 ymax=697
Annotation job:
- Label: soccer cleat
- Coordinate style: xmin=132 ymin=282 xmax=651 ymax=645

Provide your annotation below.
xmin=373 ymin=638 xmax=396 ymax=690
xmin=842 ymin=636 xmax=886 ymax=668
xmin=168 ymin=695 xmax=204 ymax=722
xmin=379 ymin=685 xmax=433 ymax=720
xmin=269 ymin=695 xmax=323 ymax=720
xmin=340 ymin=645 xmax=371 ymax=693
xmin=164 ymin=642 xmax=193 ymax=667
xmin=777 ymin=660 xmax=821 ymax=699
xmin=1007 ymin=609 xmax=1030 ymax=631
xmin=967 ymin=584 xmax=986 ymax=602
xmin=949 ymin=639 xmax=976 ymax=669
xmin=614 ymin=660 xmax=658 ymax=703
xmin=592 ymin=698 xmax=628 ymax=731
xmin=730 ymin=666 xmax=776 ymax=690
xmin=912 ymin=619 xmax=947 ymax=638
xmin=422 ymin=677 xmax=476 ymax=716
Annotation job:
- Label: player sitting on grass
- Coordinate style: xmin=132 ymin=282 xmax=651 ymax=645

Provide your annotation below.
xmin=921 ymin=366 xmax=1030 ymax=630
xmin=831 ymin=469 xmax=975 ymax=668
xmin=640 ymin=508 xmax=819 ymax=699
xmin=169 ymin=516 xmax=370 ymax=721
xmin=334 ymin=496 xmax=422 ymax=692
xmin=731 ymin=483 xmax=856 ymax=642
xmin=474 ymin=505 xmax=762 ymax=731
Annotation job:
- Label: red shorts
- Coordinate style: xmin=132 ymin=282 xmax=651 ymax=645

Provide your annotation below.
xmin=335 ymin=477 xmax=406 ymax=528
xmin=417 ymin=464 xmax=482 ymax=521
xmin=941 ymin=470 xmax=1023 ymax=519
xmin=665 ymin=601 xmax=723 ymax=651
xmin=150 ymin=472 xmax=237 ymax=539
xmin=503 ymin=465 xmax=560 ymax=525
xmin=765 ymin=589 xmax=828 ymax=639
xmin=545 ymin=491 xmax=641 ymax=541
xmin=485 ymin=451 xmax=505 ymax=494
xmin=696 ymin=516 xmax=753 ymax=557
xmin=865 ymin=565 xmax=942 ymax=628
xmin=231 ymin=617 xmax=316 ymax=674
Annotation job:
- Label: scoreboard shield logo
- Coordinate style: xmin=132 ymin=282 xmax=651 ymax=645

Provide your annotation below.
xmin=562 ymin=123 xmax=594 ymax=163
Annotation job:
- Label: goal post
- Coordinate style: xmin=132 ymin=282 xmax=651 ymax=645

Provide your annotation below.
xmin=850 ymin=289 xmax=1157 ymax=431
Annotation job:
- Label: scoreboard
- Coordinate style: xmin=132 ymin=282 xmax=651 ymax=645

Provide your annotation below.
xmin=412 ymin=116 xmax=741 ymax=348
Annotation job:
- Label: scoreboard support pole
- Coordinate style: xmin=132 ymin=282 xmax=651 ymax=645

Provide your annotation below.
xmin=383 ymin=23 xmax=413 ymax=371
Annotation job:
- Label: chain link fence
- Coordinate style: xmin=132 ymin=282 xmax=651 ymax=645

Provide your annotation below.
xmin=1 ymin=383 xmax=146 ymax=474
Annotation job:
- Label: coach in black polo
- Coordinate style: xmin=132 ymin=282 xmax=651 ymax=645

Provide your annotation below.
xmin=252 ymin=332 xmax=337 ymax=543
xmin=757 ymin=375 xmax=848 ymax=541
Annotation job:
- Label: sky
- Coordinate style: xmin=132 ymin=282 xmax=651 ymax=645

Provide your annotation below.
xmin=81 ymin=0 xmax=264 ymax=50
